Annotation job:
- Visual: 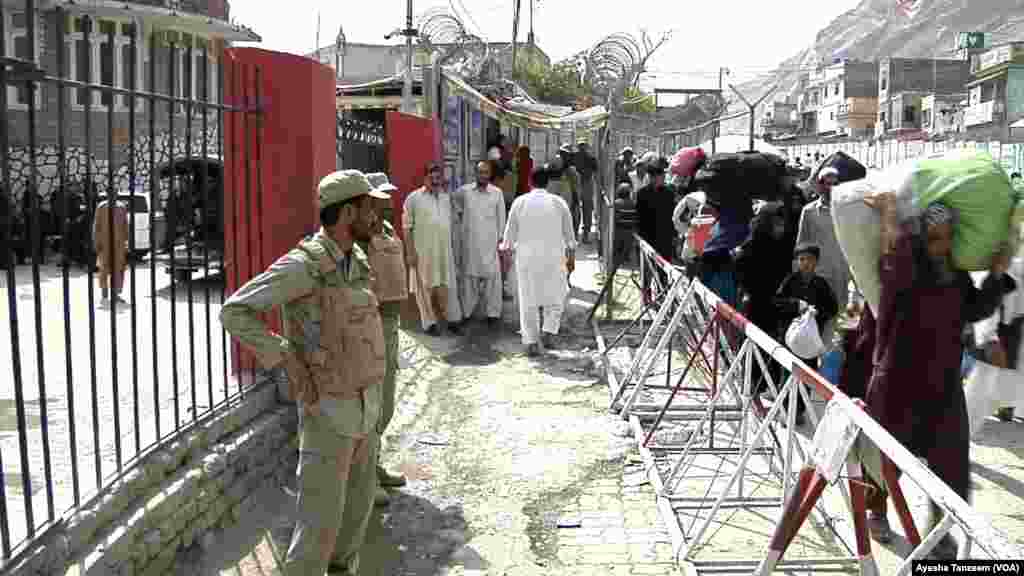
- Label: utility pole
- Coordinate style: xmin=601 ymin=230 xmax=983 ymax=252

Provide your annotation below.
xmin=730 ymin=83 xmax=778 ymax=151
xmin=528 ymin=0 xmax=534 ymax=46
xmin=713 ymin=67 xmax=728 ymax=154
xmin=401 ymin=0 xmax=417 ymax=114
xmin=315 ymin=12 xmax=321 ymax=59
xmin=512 ymin=0 xmax=522 ymax=76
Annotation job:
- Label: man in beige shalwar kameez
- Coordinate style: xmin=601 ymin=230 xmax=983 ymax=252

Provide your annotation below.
xmin=93 ymin=194 xmax=130 ymax=308
xmin=402 ymin=162 xmax=462 ymax=336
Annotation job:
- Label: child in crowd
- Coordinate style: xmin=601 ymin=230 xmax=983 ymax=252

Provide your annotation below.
xmin=774 ymin=242 xmax=839 ymax=423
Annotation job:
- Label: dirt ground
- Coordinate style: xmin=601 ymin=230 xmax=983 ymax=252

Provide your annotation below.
xmin=176 ymin=249 xmax=685 ymax=576
xmin=173 ymin=247 xmax=1024 ymax=576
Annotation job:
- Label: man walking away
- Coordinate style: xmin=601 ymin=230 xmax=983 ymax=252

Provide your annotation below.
xmin=453 ymin=161 xmax=507 ymax=328
xmin=576 ymin=141 xmax=599 ymax=243
xmin=502 ymin=165 xmax=576 ymax=357
xmin=220 ymin=170 xmax=391 ymax=575
xmin=93 ymin=192 xmax=130 ymax=308
xmin=403 ymin=162 xmax=462 ymax=336
xmin=363 ymin=173 xmax=410 ymax=507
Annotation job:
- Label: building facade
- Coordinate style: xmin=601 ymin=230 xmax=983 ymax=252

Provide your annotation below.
xmin=794 ymin=60 xmax=878 ymax=139
xmin=921 ymin=92 xmax=967 ymax=137
xmin=876 ymin=57 xmax=971 ymax=138
xmin=962 ymin=43 xmax=1024 ymax=141
xmin=759 ymin=100 xmax=797 ymax=139
xmin=4 ymin=1 xmax=258 ymax=201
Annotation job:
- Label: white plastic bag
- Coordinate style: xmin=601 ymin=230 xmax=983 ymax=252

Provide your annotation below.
xmin=964 ymin=360 xmax=1024 ymax=437
xmin=786 ymin=307 xmax=825 ymax=360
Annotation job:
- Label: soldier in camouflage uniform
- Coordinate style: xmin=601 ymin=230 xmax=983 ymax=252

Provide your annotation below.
xmin=363 ymin=173 xmax=409 ymax=507
xmin=220 ymin=170 xmax=390 ymax=575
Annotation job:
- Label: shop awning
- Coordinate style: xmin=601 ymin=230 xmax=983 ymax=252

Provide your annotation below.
xmin=442 ymin=72 xmax=608 ymax=131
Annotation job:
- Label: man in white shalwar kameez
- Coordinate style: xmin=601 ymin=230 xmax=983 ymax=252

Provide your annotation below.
xmin=502 ymin=166 xmax=576 ymax=357
xmin=452 ymin=160 xmax=507 ymax=328
xmin=403 ymin=162 xmax=462 ymax=336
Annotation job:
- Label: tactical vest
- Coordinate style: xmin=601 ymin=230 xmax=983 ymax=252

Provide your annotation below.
xmin=293 ymin=239 xmax=387 ymax=400
xmin=368 ymin=224 xmax=408 ymax=303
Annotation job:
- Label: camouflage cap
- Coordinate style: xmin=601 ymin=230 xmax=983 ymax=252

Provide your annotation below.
xmin=317 ymin=170 xmax=389 ymax=210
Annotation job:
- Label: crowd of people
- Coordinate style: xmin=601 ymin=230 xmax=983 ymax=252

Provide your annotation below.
xmin=213 ymin=135 xmax=1024 ymax=571
xmin=639 ymin=145 xmax=1017 ymax=561
xmin=399 ymin=138 xmax=599 ymax=357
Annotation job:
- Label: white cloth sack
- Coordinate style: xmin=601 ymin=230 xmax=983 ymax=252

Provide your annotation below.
xmin=786 ymin=308 xmax=825 ymax=359
xmin=831 ymin=177 xmax=888 ymax=315
xmin=964 ymin=360 xmax=1024 ymax=437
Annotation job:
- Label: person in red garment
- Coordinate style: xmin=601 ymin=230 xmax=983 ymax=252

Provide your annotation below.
xmin=862 ymin=193 xmax=1009 ymax=559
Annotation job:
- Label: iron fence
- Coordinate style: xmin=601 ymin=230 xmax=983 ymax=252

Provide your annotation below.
xmin=0 ymin=0 xmax=263 ymax=565
xmin=336 ymin=114 xmax=387 ymax=174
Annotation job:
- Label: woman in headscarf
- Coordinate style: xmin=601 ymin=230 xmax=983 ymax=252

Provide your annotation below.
xmin=698 ymin=199 xmax=752 ymax=309
xmin=733 ymin=202 xmax=795 ymax=396
xmin=858 ymin=196 xmax=1009 ymax=558
xmin=734 ymin=202 xmax=793 ymax=332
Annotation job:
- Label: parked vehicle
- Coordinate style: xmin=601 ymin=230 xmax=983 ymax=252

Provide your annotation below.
xmin=156 ymin=156 xmax=224 ymax=281
xmin=117 ymin=190 xmax=167 ymax=260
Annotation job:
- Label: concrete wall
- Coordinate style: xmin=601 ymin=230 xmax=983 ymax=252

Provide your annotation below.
xmin=2 ymin=378 xmax=298 ymax=576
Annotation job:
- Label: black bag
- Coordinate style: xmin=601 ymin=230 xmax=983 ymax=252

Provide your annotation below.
xmin=693 ymin=151 xmax=788 ymax=210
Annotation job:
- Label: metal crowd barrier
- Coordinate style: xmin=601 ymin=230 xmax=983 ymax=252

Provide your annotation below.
xmin=592 ymin=234 xmax=1023 ymax=575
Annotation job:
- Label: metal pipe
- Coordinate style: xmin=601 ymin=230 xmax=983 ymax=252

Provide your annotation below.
xmin=242 ymin=63 xmax=254 ymax=392
xmin=0 ymin=1 xmax=32 ymax=546
xmin=148 ymin=30 xmax=160 ymax=443
xmin=201 ymin=42 xmax=214 ymax=418
xmin=185 ymin=44 xmax=197 ymax=423
xmin=168 ymin=40 xmax=181 ymax=429
xmin=127 ymin=20 xmax=141 ymax=459
xmin=55 ymin=7 xmax=80 ymax=511
xmin=402 ymin=0 xmax=414 ymax=114
xmin=218 ymin=50 xmax=229 ymax=403
xmin=105 ymin=23 xmax=122 ymax=473
xmin=83 ymin=14 xmax=102 ymax=493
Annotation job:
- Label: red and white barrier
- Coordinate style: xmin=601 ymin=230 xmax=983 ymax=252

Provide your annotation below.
xmin=593 ymin=233 xmax=1023 ymax=574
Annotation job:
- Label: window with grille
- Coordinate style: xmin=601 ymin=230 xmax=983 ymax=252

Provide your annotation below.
xmin=64 ymin=16 xmax=139 ymax=110
xmin=5 ymin=10 xmax=41 ymax=109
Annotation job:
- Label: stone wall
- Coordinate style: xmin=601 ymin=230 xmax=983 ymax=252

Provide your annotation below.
xmin=1 ymin=378 xmax=299 ymax=576
xmin=6 ymin=130 xmax=219 ymax=210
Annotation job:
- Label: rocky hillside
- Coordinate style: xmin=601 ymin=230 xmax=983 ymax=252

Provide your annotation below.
xmin=720 ymin=0 xmax=1024 ymax=136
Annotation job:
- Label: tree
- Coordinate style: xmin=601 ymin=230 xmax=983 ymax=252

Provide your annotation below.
xmin=622 ymin=86 xmax=656 ymax=114
xmin=515 ymin=60 xmax=591 ymax=107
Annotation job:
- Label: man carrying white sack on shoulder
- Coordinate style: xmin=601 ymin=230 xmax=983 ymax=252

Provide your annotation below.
xmin=965 ymin=234 xmax=1024 ymax=434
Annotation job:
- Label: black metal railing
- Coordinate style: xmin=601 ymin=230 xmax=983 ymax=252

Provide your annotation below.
xmin=0 ymin=0 xmax=263 ymax=565
xmin=337 ymin=114 xmax=387 ymax=174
